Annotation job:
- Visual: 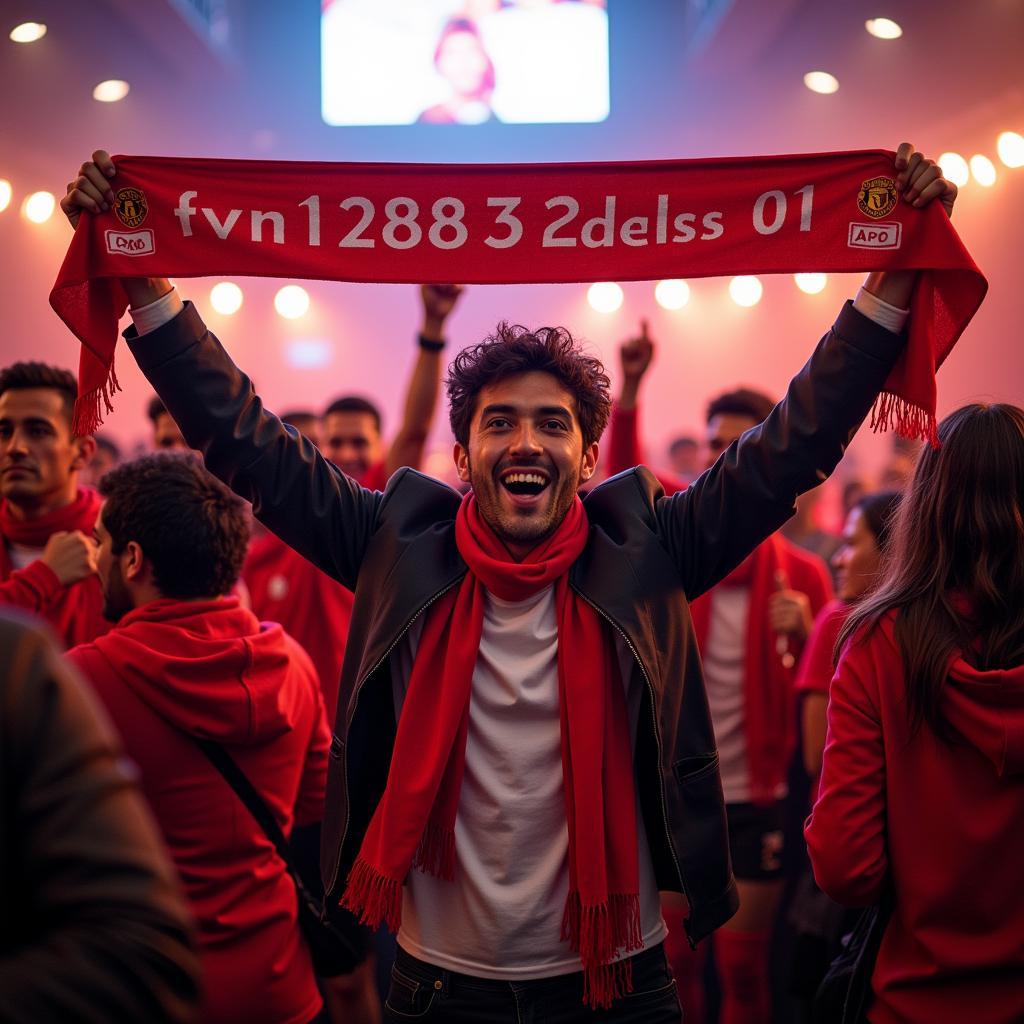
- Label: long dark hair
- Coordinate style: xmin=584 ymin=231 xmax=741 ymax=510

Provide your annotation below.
xmin=839 ymin=404 xmax=1024 ymax=734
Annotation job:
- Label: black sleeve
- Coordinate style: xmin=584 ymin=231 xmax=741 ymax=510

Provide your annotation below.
xmin=657 ymin=301 xmax=902 ymax=600
xmin=0 ymin=615 xmax=202 ymax=1024
xmin=126 ymin=303 xmax=381 ymax=590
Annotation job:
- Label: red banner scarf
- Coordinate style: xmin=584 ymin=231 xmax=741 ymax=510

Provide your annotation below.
xmin=341 ymin=493 xmax=641 ymax=1008
xmin=0 ymin=487 xmax=101 ymax=549
xmin=689 ymin=534 xmax=794 ymax=806
xmin=50 ymin=151 xmax=985 ymax=441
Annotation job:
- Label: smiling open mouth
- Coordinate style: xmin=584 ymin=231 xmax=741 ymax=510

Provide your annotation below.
xmin=500 ymin=470 xmax=550 ymax=497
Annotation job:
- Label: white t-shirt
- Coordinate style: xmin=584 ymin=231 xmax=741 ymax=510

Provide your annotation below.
xmin=702 ymin=586 xmax=752 ymax=804
xmin=7 ymin=541 xmax=43 ymax=571
xmin=391 ymin=583 xmax=667 ymax=980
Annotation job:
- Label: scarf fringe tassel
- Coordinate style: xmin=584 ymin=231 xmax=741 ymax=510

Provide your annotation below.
xmin=339 ymin=857 xmax=402 ymax=933
xmin=412 ymin=821 xmax=456 ymax=880
xmin=871 ymin=390 xmax=939 ymax=448
xmin=73 ymin=361 xmax=121 ymax=438
xmin=340 ymin=826 xmax=456 ymax=933
xmin=561 ymin=892 xmax=644 ymax=1009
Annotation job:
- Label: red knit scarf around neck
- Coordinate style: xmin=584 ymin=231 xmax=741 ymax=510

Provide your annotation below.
xmin=341 ymin=494 xmax=642 ymax=1008
xmin=689 ymin=534 xmax=793 ymax=806
xmin=49 ymin=151 xmax=986 ymax=441
xmin=0 ymin=487 xmax=101 ymax=551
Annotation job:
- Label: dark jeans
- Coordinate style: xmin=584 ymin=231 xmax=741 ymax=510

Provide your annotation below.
xmin=383 ymin=942 xmax=682 ymax=1023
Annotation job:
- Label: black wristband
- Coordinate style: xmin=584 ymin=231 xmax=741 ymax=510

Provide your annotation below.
xmin=418 ymin=334 xmax=445 ymax=352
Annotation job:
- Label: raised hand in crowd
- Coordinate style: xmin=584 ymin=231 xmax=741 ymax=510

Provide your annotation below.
xmin=617 ymin=318 xmax=655 ymax=411
xmin=420 ymin=283 xmax=464 ymax=341
xmin=863 ymin=142 xmax=957 ymax=310
xmin=768 ymin=568 xmax=814 ymax=642
xmin=40 ymin=530 xmax=97 ymax=587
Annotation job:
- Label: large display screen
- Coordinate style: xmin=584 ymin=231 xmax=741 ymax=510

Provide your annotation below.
xmin=322 ymin=0 xmax=609 ymax=127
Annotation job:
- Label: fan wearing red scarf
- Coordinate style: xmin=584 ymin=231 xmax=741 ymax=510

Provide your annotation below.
xmin=608 ymin=351 xmax=836 ymax=1024
xmin=62 ymin=142 xmax=956 ymax=1024
xmin=0 ymin=361 xmax=107 ymax=648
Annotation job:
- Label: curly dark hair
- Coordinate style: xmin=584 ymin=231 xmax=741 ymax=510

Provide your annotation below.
xmin=99 ymin=453 xmax=250 ymax=600
xmin=0 ymin=361 xmax=78 ymax=427
xmin=446 ymin=323 xmax=611 ymax=448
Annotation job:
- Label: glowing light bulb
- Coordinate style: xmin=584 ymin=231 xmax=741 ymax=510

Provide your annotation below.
xmin=210 ymin=282 xmax=243 ymax=315
xmin=654 ymin=279 xmax=690 ymax=311
xmin=274 ymin=284 xmax=310 ymax=319
xmin=803 ymin=71 xmax=839 ymax=95
xmin=794 ymin=273 xmax=827 ymax=295
xmin=0 ymin=180 xmax=12 ymax=213
xmin=729 ymin=276 xmax=763 ymax=308
xmin=587 ymin=282 xmax=624 ymax=314
xmin=93 ymin=80 xmax=130 ymax=103
xmin=969 ymin=154 xmax=997 ymax=187
xmin=865 ymin=18 xmax=902 ymax=40
xmin=9 ymin=22 xmax=47 ymax=43
xmin=996 ymin=131 xmax=1024 ymax=169
xmin=23 ymin=191 xmax=56 ymax=224
xmin=938 ymin=152 xmax=969 ymax=187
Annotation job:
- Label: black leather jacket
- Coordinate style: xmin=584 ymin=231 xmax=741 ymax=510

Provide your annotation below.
xmin=128 ymin=299 xmax=902 ymax=945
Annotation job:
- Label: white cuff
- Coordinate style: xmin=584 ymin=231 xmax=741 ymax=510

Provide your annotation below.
xmin=853 ymin=287 xmax=909 ymax=335
xmin=130 ymin=288 xmax=184 ymax=336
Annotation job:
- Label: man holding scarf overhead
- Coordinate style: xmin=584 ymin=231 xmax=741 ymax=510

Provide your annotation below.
xmin=60 ymin=144 xmax=962 ymax=1023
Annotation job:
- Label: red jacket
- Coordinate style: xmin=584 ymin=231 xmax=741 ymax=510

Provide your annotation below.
xmin=68 ymin=596 xmax=330 ymax=1024
xmin=244 ymin=529 xmax=353 ymax=726
xmin=0 ymin=489 xmax=108 ymax=649
xmin=806 ymin=613 xmax=1024 ymax=1024
xmin=796 ymin=598 xmax=849 ymax=696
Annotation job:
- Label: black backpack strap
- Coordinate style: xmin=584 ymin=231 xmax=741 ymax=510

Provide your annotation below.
xmin=195 ymin=738 xmax=295 ymax=871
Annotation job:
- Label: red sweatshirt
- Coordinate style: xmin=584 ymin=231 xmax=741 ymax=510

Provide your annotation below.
xmin=806 ymin=613 xmax=1024 ymax=1024
xmin=0 ymin=489 xmax=108 ymax=649
xmin=67 ymin=596 xmax=330 ymax=1024
xmin=796 ymin=598 xmax=849 ymax=696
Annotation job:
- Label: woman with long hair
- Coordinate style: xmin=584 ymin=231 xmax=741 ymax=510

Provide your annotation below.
xmin=805 ymin=403 xmax=1024 ymax=1023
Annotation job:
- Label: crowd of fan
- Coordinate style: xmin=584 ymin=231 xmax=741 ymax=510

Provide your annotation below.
xmin=1 ymin=276 xmax=1021 ymax=1024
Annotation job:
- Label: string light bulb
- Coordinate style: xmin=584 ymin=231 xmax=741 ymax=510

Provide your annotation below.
xmin=729 ymin=276 xmax=763 ymax=307
xmin=587 ymin=282 xmax=624 ymax=314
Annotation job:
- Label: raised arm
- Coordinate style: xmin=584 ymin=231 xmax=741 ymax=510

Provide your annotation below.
xmin=656 ymin=143 xmax=955 ymax=600
xmin=61 ymin=152 xmax=382 ymax=589
xmin=606 ymin=321 xmax=653 ymax=476
xmin=385 ymin=284 xmax=464 ymax=477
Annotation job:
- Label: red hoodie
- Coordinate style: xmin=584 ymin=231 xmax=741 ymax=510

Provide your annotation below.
xmin=806 ymin=612 xmax=1024 ymax=1024
xmin=67 ymin=596 xmax=330 ymax=1024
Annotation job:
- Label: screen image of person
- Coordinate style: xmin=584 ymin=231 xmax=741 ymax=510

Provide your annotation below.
xmin=322 ymin=0 xmax=608 ymax=127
